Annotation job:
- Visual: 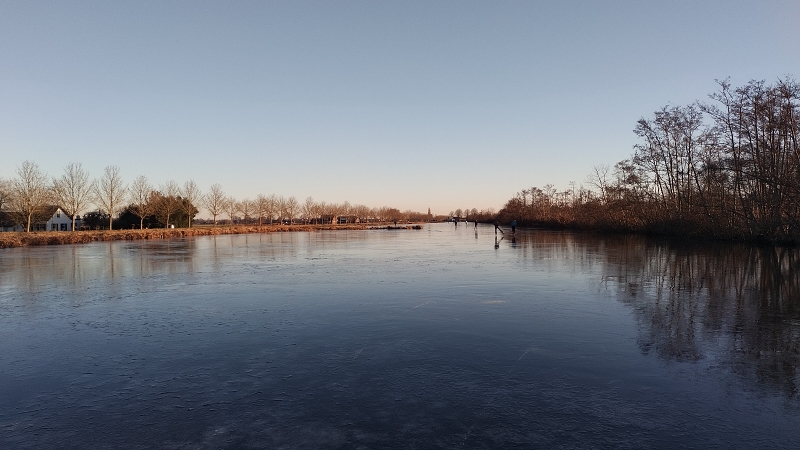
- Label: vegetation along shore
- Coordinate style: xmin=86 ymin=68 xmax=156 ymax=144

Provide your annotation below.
xmin=0 ymin=223 xmax=423 ymax=249
xmin=495 ymin=78 xmax=800 ymax=244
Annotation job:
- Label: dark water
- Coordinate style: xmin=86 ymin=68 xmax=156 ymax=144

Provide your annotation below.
xmin=1 ymin=224 xmax=799 ymax=449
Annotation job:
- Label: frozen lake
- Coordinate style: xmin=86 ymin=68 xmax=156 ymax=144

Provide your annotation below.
xmin=1 ymin=223 xmax=799 ymax=448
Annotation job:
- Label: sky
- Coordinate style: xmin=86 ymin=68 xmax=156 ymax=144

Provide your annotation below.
xmin=1 ymin=1 xmax=799 ymax=217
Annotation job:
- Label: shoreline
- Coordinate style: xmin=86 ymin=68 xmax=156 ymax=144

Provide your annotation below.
xmin=0 ymin=223 xmax=423 ymax=249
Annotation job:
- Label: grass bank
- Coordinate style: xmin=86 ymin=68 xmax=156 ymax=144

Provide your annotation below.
xmin=0 ymin=223 xmax=422 ymax=249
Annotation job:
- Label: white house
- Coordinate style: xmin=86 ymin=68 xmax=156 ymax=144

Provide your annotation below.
xmin=44 ymin=206 xmax=81 ymax=231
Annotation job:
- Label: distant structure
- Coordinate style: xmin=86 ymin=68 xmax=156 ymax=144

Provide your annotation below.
xmin=0 ymin=206 xmax=82 ymax=232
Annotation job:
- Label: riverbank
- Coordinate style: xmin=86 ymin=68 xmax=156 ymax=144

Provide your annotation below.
xmin=0 ymin=223 xmax=423 ymax=249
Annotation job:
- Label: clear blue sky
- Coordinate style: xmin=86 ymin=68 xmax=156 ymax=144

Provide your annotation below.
xmin=2 ymin=1 xmax=798 ymax=216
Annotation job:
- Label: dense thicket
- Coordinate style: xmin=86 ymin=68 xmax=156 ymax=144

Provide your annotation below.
xmin=498 ymin=78 xmax=800 ymax=243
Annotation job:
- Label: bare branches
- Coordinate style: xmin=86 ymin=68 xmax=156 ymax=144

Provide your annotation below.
xmin=181 ymin=180 xmax=201 ymax=228
xmin=302 ymin=197 xmax=315 ymax=224
xmin=129 ymin=175 xmax=154 ymax=229
xmin=203 ymin=184 xmax=226 ymax=226
xmin=94 ymin=166 xmax=127 ymax=230
xmin=239 ymin=199 xmax=254 ymax=224
xmin=155 ymin=181 xmax=181 ymax=228
xmin=495 ymin=77 xmax=800 ymax=242
xmin=0 ymin=177 xmax=14 ymax=213
xmin=284 ymin=196 xmax=299 ymax=224
xmin=586 ymin=165 xmax=610 ymax=204
xmin=10 ymin=161 xmax=51 ymax=232
xmin=223 ymin=196 xmax=240 ymax=224
xmin=52 ymin=163 xmax=95 ymax=231
xmin=255 ymin=194 xmax=270 ymax=225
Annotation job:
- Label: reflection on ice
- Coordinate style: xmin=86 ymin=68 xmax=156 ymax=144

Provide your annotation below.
xmin=1 ymin=224 xmax=799 ymax=448
xmin=500 ymin=230 xmax=800 ymax=397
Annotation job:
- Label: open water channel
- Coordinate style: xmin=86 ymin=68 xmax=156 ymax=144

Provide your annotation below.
xmin=1 ymin=223 xmax=799 ymax=449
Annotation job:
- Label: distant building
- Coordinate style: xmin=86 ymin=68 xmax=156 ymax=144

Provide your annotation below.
xmin=0 ymin=206 xmax=82 ymax=232
xmin=337 ymin=216 xmax=359 ymax=224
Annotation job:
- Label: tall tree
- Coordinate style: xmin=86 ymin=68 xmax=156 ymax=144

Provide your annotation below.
xmin=10 ymin=161 xmax=50 ymax=232
xmin=239 ymin=199 xmax=254 ymax=224
xmin=157 ymin=181 xmax=181 ymax=228
xmin=302 ymin=196 xmax=316 ymax=224
xmin=275 ymin=196 xmax=287 ymax=223
xmin=341 ymin=201 xmax=351 ymax=222
xmin=128 ymin=175 xmax=154 ymax=229
xmin=633 ymin=104 xmax=707 ymax=218
xmin=203 ymin=184 xmax=226 ymax=226
xmin=181 ymin=180 xmax=201 ymax=228
xmin=284 ymin=196 xmax=299 ymax=224
xmin=255 ymin=194 xmax=270 ymax=225
xmin=94 ymin=166 xmax=127 ymax=230
xmin=266 ymin=194 xmax=279 ymax=224
xmin=586 ymin=165 xmax=611 ymax=205
xmin=703 ymin=78 xmax=800 ymax=239
xmin=386 ymin=207 xmax=402 ymax=224
xmin=52 ymin=162 xmax=94 ymax=231
xmin=317 ymin=201 xmax=329 ymax=223
xmin=223 ymin=197 xmax=240 ymax=224
xmin=0 ymin=177 xmax=13 ymax=212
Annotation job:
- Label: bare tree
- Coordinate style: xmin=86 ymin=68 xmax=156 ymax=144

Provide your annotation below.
xmin=10 ymin=161 xmax=50 ymax=232
xmin=587 ymin=165 xmax=611 ymax=204
xmin=634 ymin=105 xmax=706 ymax=217
xmin=0 ymin=177 xmax=14 ymax=212
xmin=128 ymin=175 xmax=154 ymax=229
xmin=284 ymin=196 xmax=299 ymax=224
xmin=313 ymin=202 xmax=325 ymax=224
xmin=94 ymin=166 xmax=127 ymax=230
xmin=386 ymin=207 xmax=402 ymax=224
xmin=51 ymin=163 xmax=94 ymax=231
xmin=239 ymin=199 xmax=254 ymax=224
xmin=316 ymin=201 xmax=329 ymax=223
xmin=203 ymin=184 xmax=226 ymax=226
xmin=181 ymin=180 xmax=201 ymax=228
xmin=255 ymin=194 xmax=270 ymax=225
xmin=156 ymin=181 xmax=181 ymax=228
xmin=161 ymin=180 xmax=181 ymax=228
xmin=302 ymin=196 xmax=316 ymax=224
xmin=265 ymin=194 xmax=278 ymax=224
xmin=341 ymin=201 xmax=351 ymax=223
xmin=223 ymin=197 xmax=240 ymax=225
xmin=356 ymin=204 xmax=370 ymax=222
xmin=275 ymin=196 xmax=287 ymax=223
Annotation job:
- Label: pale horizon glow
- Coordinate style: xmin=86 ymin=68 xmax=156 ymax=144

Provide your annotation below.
xmin=2 ymin=1 xmax=799 ymax=217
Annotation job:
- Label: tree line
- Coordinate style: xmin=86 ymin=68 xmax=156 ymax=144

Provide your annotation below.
xmin=448 ymin=207 xmax=496 ymax=223
xmin=497 ymin=77 xmax=800 ymax=243
xmin=0 ymin=163 xmax=434 ymax=232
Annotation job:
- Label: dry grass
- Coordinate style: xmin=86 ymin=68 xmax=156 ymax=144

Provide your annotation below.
xmin=0 ymin=223 xmax=415 ymax=249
